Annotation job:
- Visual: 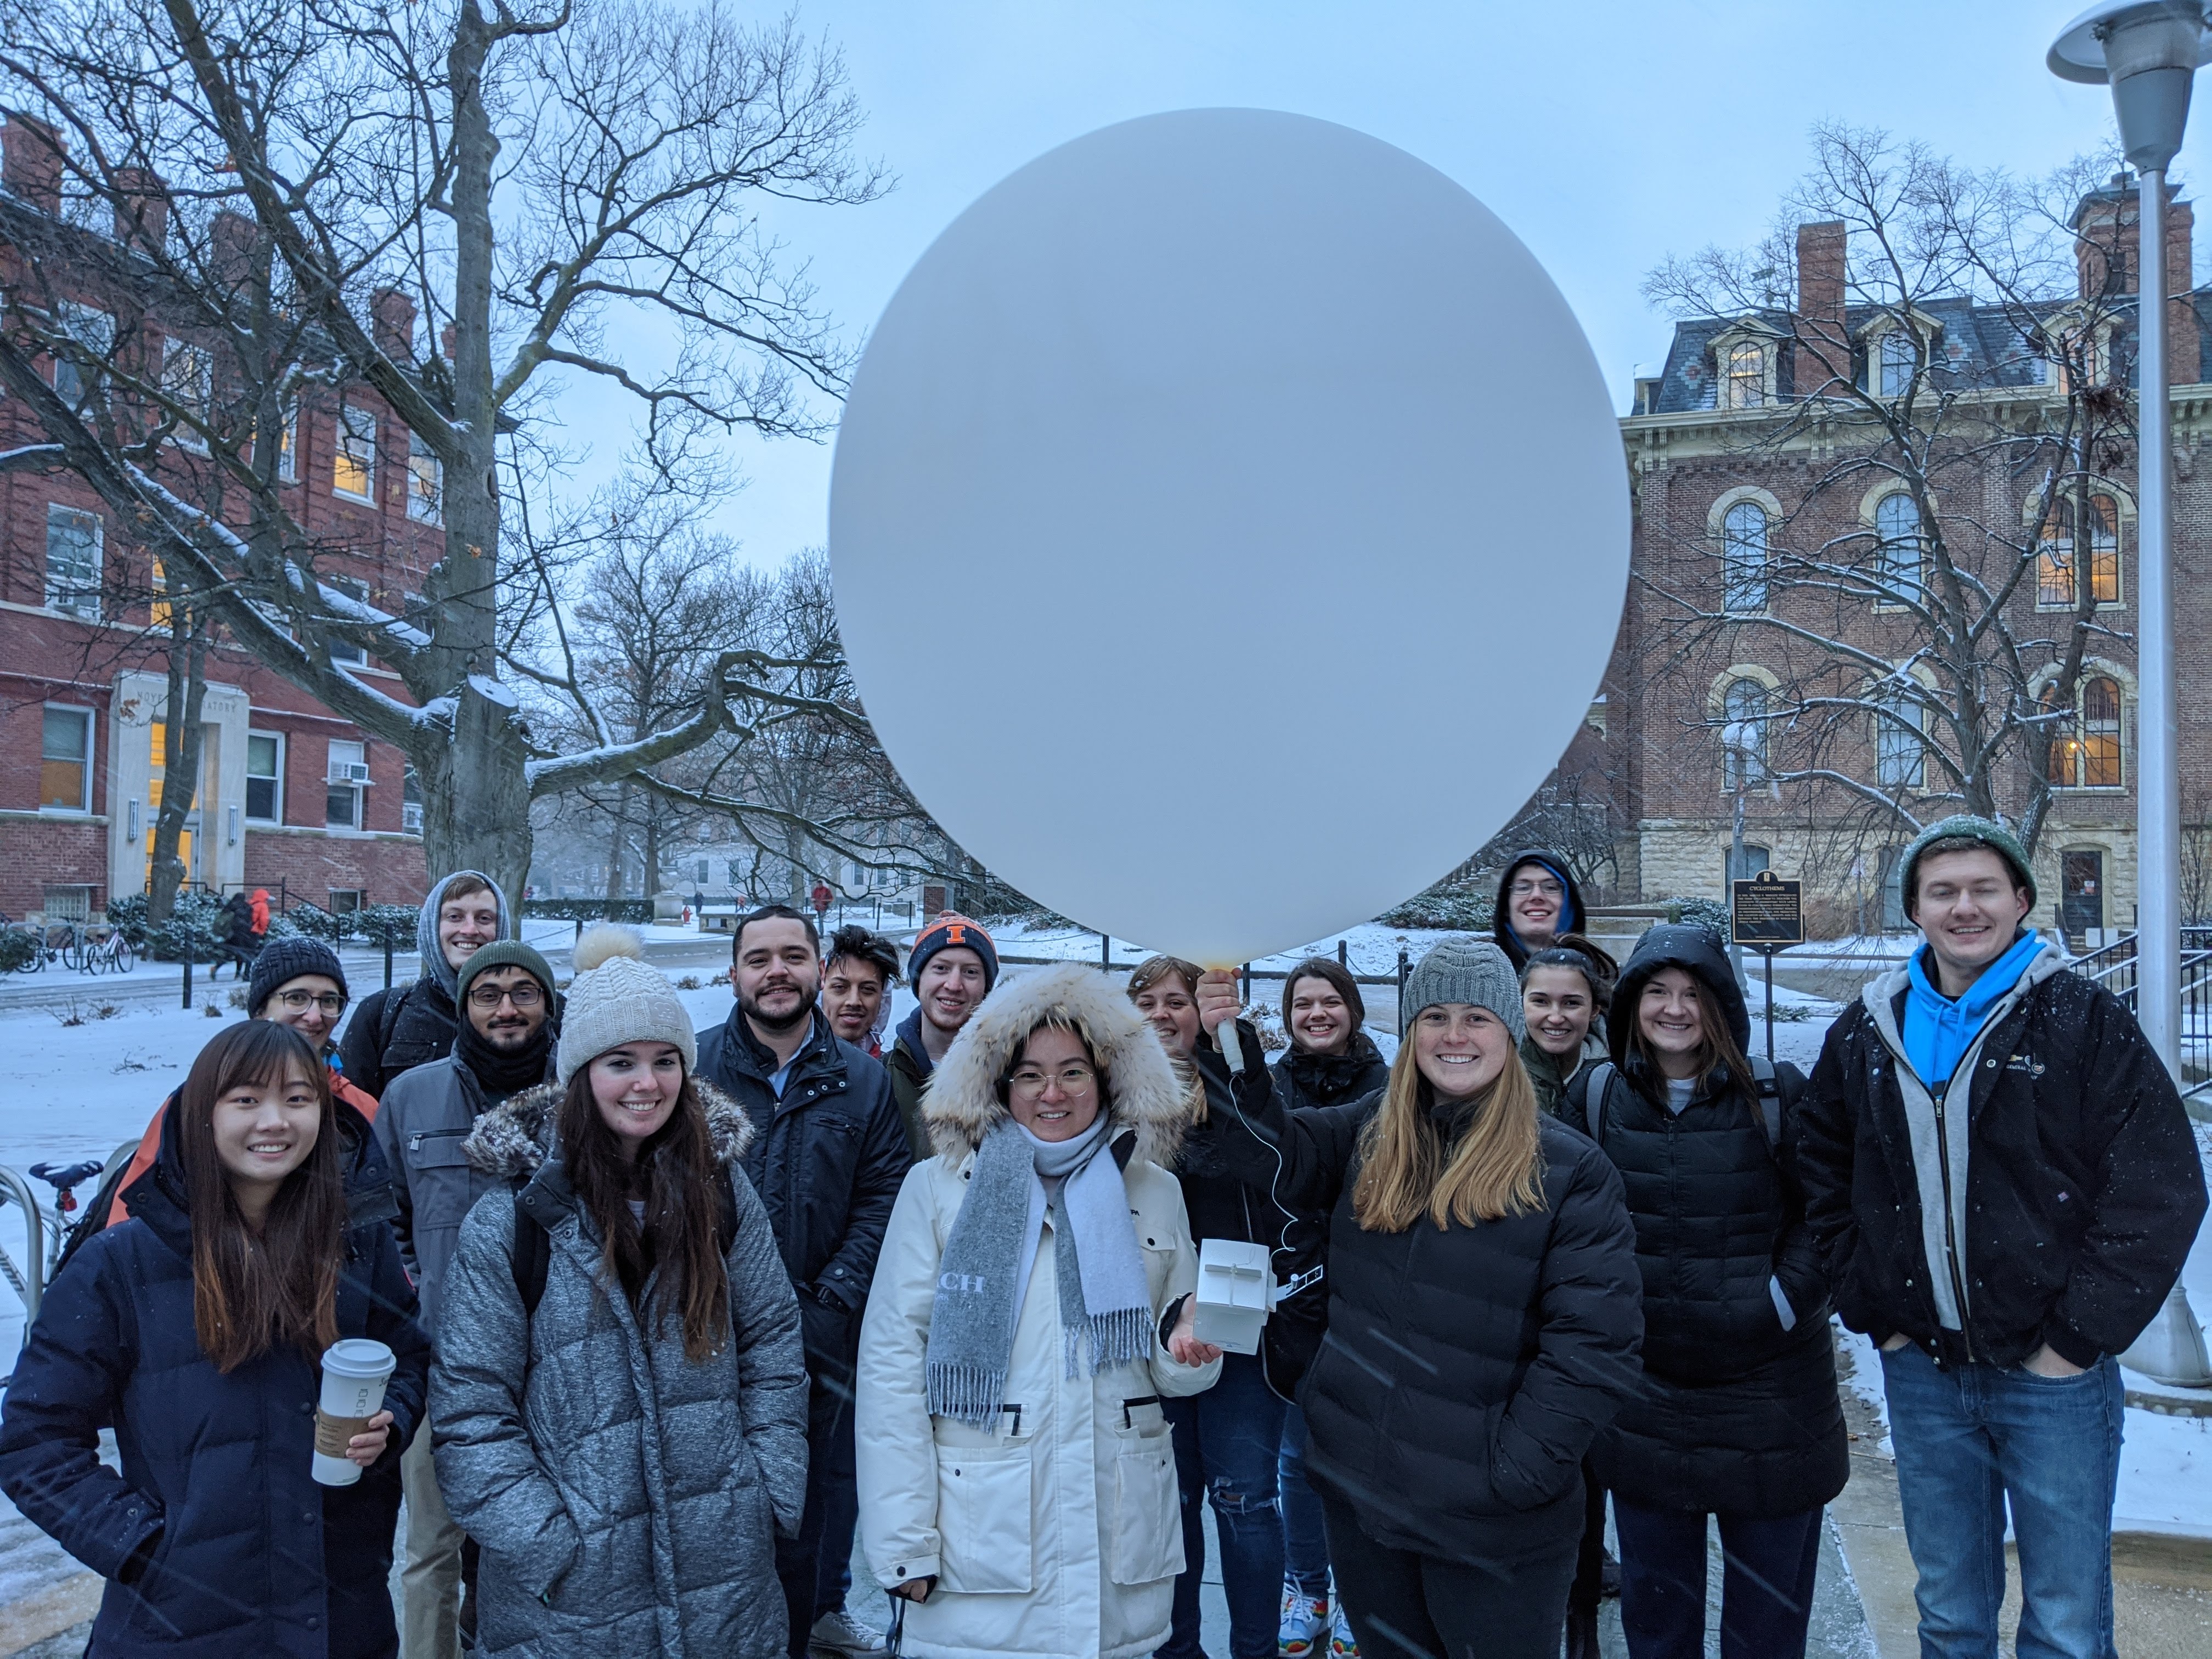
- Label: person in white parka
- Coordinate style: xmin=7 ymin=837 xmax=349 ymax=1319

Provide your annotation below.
xmin=856 ymin=962 xmax=1223 ymax=1658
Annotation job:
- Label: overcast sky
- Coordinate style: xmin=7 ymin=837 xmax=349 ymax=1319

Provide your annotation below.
xmin=547 ymin=1 xmax=2212 ymax=568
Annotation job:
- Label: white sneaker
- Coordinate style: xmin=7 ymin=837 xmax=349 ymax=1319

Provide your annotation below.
xmin=1328 ymin=1600 xmax=1359 ymax=1659
xmin=1280 ymin=1582 xmax=1329 ymax=1658
xmin=810 ymin=1606 xmax=890 ymax=1659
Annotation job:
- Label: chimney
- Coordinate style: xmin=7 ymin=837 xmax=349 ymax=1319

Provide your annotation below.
xmin=208 ymin=210 xmax=259 ymax=286
xmin=1 ymin=110 xmax=65 ymax=216
xmin=1795 ymin=221 xmax=1849 ymax=392
xmin=371 ymin=286 xmax=416 ymax=360
xmin=112 ymin=167 xmax=169 ymax=253
xmin=2165 ymin=195 xmax=2198 ymax=386
xmin=2075 ymin=174 xmax=2136 ymax=297
xmin=441 ymin=322 xmax=458 ymax=361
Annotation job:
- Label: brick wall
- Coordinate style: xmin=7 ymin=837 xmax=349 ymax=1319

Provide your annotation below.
xmin=0 ymin=811 xmax=109 ymax=915
xmin=244 ymin=827 xmax=427 ymax=910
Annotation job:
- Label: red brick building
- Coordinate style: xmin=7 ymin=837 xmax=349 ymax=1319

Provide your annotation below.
xmin=1606 ymin=178 xmax=2212 ymax=940
xmin=1 ymin=112 xmax=431 ymax=922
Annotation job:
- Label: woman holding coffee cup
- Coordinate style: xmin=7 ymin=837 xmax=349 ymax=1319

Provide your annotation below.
xmin=0 ymin=1019 xmax=428 ymax=1658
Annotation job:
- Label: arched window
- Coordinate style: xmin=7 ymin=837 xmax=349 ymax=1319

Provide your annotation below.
xmin=1874 ymin=688 xmax=1925 ymax=789
xmin=1722 ymin=501 xmax=1770 ymax=612
xmin=1722 ymin=678 xmax=1769 ymax=789
xmin=2045 ymin=674 xmax=2124 ymax=788
xmin=1874 ymin=492 xmax=1923 ymax=592
xmin=2038 ymin=494 xmax=2120 ymax=608
xmin=1724 ymin=342 xmax=1765 ymax=409
xmin=1878 ymin=329 xmax=1918 ymax=397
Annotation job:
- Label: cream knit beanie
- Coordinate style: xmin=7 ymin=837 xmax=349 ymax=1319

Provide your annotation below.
xmin=555 ymin=924 xmax=698 ymax=1085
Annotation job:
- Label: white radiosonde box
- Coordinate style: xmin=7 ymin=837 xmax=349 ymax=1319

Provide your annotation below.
xmin=1192 ymin=1237 xmax=1277 ymax=1355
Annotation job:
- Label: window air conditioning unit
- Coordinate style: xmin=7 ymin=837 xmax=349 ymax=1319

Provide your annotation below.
xmin=402 ymin=803 xmax=423 ymax=833
xmin=328 ymin=760 xmax=372 ymax=785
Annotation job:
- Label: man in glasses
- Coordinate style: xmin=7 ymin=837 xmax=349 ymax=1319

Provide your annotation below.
xmin=1492 ymin=849 xmax=1588 ymax=971
xmin=375 ymin=938 xmax=560 ymax=1659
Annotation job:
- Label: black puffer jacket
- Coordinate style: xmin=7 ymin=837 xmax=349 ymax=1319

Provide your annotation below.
xmin=0 ymin=1104 xmax=428 ymax=1658
xmin=695 ymin=1003 xmax=909 ymax=1399
xmin=1800 ymin=944 xmax=2207 ymax=1371
xmin=1575 ymin=924 xmax=1844 ymax=1518
xmin=1211 ymin=1037 xmax=1642 ymax=1568
xmin=1183 ymin=1024 xmax=1330 ymax=1396
xmin=341 ymin=976 xmax=460 ymax=1102
xmin=1493 ymin=849 xmax=1588 ymax=970
xmin=1271 ymin=1031 xmax=1391 ymax=1115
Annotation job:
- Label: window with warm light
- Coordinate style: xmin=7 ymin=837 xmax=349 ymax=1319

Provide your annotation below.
xmin=2045 ymin=675 xmax=2125 ymax=789
xmin=40 ymin=707 xmax=92 ymax=812
xmin=1723 ymin=342 xmax=1766 ymax=409
xmin=2038 ymin=494 xmax=2120 ymax=608
xmin=334 ymin=402 xmax=376 ymax=501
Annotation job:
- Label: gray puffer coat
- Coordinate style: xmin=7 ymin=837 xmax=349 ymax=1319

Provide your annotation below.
xmin=431 ymin=1081 xmax=810 ymax=1658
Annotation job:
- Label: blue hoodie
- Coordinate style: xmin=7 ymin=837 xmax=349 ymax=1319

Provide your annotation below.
xmin=1902 ymin=929 xmax=2044 ymax=1093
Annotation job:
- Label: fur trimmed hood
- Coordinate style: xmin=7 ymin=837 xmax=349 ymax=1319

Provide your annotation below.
xmin=460 ymin=1077 xmax=757 ymax=1178
xmin=925 ymin=962 xmax=1190 ymax=1169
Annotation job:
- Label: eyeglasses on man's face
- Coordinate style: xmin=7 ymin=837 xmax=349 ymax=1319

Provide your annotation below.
xmin=275 ymin=990 xmax=347 ymax=1015
xmin=1509 ymin=878 xmax=1564 ymax=899
xmin=469 ymin=982 xmax=543 ymax=1009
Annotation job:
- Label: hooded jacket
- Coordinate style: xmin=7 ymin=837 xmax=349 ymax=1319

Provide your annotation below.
xmin=1799 ymin=937 xmax=2207 ymax=1370
xmin=883 ymin=1009 xmax=937 ymax=1162
xmin=1209 ymin=1024 xmax=1642 ymax=1568
xmin=340 ymin=871 xmax=512 ymax=1099
xmin=1269 ymin=1031 xmax=1391 ymax=1116
xmin=1573 ymin=924 xmax=1844 ymax=1518
xmin=856 ymin=964 xmax=1219 ymax=1659
xmin=693 ymin=1004 xmax=909 ymax=1391
xmin=1493 ymin=850 xmax=1588 ymax=970
xmin=431 ymin=1081 xmax=810 ymax=1659
xmin=0 ymin=1102 xmax=428 ymax=1659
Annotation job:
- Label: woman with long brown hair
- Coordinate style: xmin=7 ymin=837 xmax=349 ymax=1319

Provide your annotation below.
xmin=1195 ymin=936 xmax=1642 ymax=1659
xmin=0 ymin=1019 xmax=428 ymax=1658
xmin=430 ymin=927 xmax=809 ymax=1659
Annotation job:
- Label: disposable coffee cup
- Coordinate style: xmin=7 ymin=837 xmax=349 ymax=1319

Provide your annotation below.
xmin=312 ymin=1339 xmax=397 ymax=1487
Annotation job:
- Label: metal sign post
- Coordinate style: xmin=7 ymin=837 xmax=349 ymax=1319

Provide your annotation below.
xmin=1730 ymin=871 xmax=1805 ymax=1063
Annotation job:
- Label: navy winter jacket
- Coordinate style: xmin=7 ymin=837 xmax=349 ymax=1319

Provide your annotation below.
xmin=0 ymin=1107 xmax=430 ymax=1658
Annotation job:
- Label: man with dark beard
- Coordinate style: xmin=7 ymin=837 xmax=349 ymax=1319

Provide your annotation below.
xmin=695 ymin=904 xmax=907 ymax=1659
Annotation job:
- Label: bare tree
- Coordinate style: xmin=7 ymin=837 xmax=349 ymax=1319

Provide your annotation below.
xmin=1637 ymin=125 xmax=2152 ymax=872
xmin=1 ymin=0 xmax=889 ymax=902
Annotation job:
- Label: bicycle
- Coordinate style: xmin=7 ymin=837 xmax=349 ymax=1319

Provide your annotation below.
xmin=73 ymin=923 xmax=135 ymax=975
xmin=0 ymin=919 xmax=58 ymax=974
xmin=0 ymin=1147 xmax=134 ymax=1324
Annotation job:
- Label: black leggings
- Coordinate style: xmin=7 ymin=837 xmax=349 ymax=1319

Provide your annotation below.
xmin=1319 ymin=1493 xmax=1578 ymax=1659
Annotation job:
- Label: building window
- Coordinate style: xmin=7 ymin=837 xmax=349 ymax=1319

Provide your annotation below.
xmin=42 ymin=885 xmax=93 ymax=922
xmin=1726 ymin=842 xmax=1771 ymax=884
xmin=402 ymin=763 xmax=423 ymax=834
xmin=1877 ymin=329 xmax=1918 ymax=398
xmin=52 ymin=302 xmax=114 ymax=409
xmin=1723 ymin=342 xmax=1765 ymax=409
xmin=333 ymin=401 xmax=376 ymax=502
xmin=2047 ymin=675 xmax=2124 ymax=789
xmin=1875 ymin=691 xmax=1926 ymax=789
xmin=326 ymin=738 xmax=368 ymax=828
xmin=1722 ymin=678 xmax=1769 ymax=789
xmin=2037 ymin=493 xmax=2120 ymax=609
xmin=246 ymin=732 xmax=283 ymax=822
xmin=326 ymin=577 xmax=368 ymax=665
xmin=1722 ymin=500 xmax=1770 ymax=613
xmin=328 ymin=888 xmax=364 ymax=916
xmin=44 ymin=504 xmax=103 ymax=619
xmin=1875 ymin=492 xmax=1923 ymax=594
xmin=407 ymin=431 xmax=442 ymax=523
xmin=40 ymin=706 xmax=93 ymax=812
xmin=162 ymin=340 xmax=213 ymax=450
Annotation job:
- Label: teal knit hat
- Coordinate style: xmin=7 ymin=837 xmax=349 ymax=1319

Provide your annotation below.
xmin=1900 ymin=815 xmax=2036 ymax=917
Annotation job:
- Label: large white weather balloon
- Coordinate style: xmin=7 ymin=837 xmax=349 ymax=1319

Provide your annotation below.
xmin=830 ymin=109 xmax=1628 ymax=967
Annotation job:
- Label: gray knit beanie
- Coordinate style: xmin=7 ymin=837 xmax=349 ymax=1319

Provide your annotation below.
xmin=555 ymin=924 xmax=697 ymax=1086
xmin=1400 ymin=935 xmax=1527 ymax=1043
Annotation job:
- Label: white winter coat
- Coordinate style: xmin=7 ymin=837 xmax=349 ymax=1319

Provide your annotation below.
xmin=855 ymin=964 xmax=1221 ymax=1659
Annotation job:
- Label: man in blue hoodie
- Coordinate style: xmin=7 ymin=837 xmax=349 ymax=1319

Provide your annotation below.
xmin=1799 ymin=816 xmax=2205 ymax=1659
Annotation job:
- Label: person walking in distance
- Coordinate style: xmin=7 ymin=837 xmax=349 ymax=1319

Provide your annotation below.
xmin=1195 ymin=938 xmax=1643 ymax=1659
xmin=696 ymin=905 xmax=909 ymax=1659
xmin=375 ymin=940 xmax=560 ymax=1659
xmin=1268 ymin=957 xmax=1389 ymax=1658
xmin=885 ymin=914 xmax=998 ymax=1162
xmin=822 ymin=924 xmax=902 ymax=1058
xmin=0 ymin=1020 xmax=430 ymax=1658
xmin=432 ymin=926 xmax=809 ymax=1657
xmin=1492 ymin=850 xmax=1588 ymax=970
xmin=342 ymin=872 xmax=511 ymax=1100
xmin=855 ymin=963 xmax=1222 ymax=1657
xmin=1799 ymin=816 xmax=2207 ymax=1659
xmin=1569 ymin=925 xmax=1845 ymax=1659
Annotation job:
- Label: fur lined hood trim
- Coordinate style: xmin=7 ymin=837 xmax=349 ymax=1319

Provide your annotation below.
xmin=461 ymin=1077 xmax=757 ymax=1178
xmin=925 ymin=962 xmax=1190 ymax=1168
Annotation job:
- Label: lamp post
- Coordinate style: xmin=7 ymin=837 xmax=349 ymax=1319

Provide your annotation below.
xmin=2051 ymin=1 xmax=2212 ymax=1389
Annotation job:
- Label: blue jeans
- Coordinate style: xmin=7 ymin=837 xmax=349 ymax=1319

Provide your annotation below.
xmin=1160 ymin=1351 xmax=1288 ymax=1659
xmin=1279 ymin=1404 xmax=1333 ymax=1597
xmin=1878 ymin=1343 xmax=2124 ymax=1659
xmin=1612 ymin=1502 xmax=1823 ymax=1659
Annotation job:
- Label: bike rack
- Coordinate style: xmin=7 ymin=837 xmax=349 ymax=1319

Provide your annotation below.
xmin=0 ymin=1166 xmax=46 ymax=1323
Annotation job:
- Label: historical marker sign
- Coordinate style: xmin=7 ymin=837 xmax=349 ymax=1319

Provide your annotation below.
xmin=1731 ymin=870 xmax=1804 ymax=949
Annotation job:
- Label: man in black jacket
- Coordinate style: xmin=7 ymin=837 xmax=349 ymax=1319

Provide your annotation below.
xmin=1800 ymin=815 xmax=2207 ymax=1659
xmin=340 ymin=871 xmax=508 ymax=1098
xmin=695 ymin=904 xmax=907 ymax=1659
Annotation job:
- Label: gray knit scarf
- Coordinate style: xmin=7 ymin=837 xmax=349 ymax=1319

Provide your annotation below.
xmin=925 ymin=1115 xmax=1153 ymax=1427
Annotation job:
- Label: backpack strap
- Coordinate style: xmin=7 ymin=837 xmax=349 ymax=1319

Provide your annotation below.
xmin=1749 ymin=1056 xmax=1781 ymax=1155
xmin=1580 ymin=1061 xmax=1617 ymax=1147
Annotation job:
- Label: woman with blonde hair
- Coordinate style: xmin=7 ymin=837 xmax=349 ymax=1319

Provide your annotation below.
xmin=856 ymin=963 xmax=1221 ymax=1658
xmin=1195 ymin=937 xmax=1641 ymax=1659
